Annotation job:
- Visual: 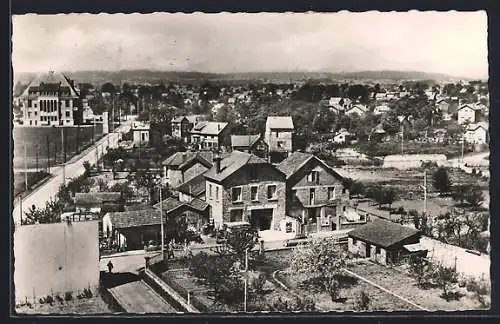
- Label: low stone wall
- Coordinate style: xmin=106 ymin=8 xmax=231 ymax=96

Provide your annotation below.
xmin=98 ymin=283 xmax=125 ymax=313
xmin=142 ymin=268 xmax=199 ymax=313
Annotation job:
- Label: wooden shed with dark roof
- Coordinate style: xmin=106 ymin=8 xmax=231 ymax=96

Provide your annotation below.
xmin=347 ymin=219 xmax=427 ymax=265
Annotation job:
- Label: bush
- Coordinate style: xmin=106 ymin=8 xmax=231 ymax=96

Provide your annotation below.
xmin=64 ymin=291 xmax=73 ymax=301
xmin=251 ymin=273 xmax=267 ymax=295
xmin=355 ymin=291 xmax=371 ymax=311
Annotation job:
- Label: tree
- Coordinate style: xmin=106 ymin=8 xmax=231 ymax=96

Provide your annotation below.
xmin=435 ymin=264 xmax=458 ymax=299
xmin=355 ymin=291 xmax=371 ymax=311
xmin=224 ymin=226 xmax=259 ymax=265
xmin=464 ymin=186 xmax=485 ymax=208
xmin=433 ymin=167 xmax=452 ymax=194
xmin=288 ymin=237 xmax=348 ymax=302
xmin=269 ymin=296 xmax=316 ymax=312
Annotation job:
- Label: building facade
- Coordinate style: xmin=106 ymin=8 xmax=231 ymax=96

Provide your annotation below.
xmin=190 ymin=121 xmax=229 ymax=151
xmin=457 ymin=104 xmax=477 ymax=124
xmin=277 ymin=152 xmax=351 ymax=234
xmin=204 ymin=151 xmax=286 ymax=231
xmin=264 ymin=116 xmax=294 ymax=163
xmin=20 ymin=71 xmax=82 ymax=127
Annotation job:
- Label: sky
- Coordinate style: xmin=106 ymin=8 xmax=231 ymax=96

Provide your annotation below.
xmin=12 ymin=11 xmax=488 ymax=79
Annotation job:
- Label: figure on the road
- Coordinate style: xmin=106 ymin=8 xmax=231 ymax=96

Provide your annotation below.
xmin=167 ymin=240 xmax=175 ymax=259
xmin=107 ymin=260 xmax=114 ymax=273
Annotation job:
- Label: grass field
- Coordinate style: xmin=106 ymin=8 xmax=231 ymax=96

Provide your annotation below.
xmin=13 ymin=171 xmax=51 ymax=198
xmin=13 ymin=124 xmax=103 ymax=169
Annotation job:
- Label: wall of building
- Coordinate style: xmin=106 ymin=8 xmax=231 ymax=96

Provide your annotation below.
xmin=206 ymin=180 xmax=224 ymax=227
xmin=166 ymin=169 xmax=183 ymax=188
xmin=265 ymin=130 xmax=293 ymax=152
xmin=14 ymin=221 xmax=100 ymax=303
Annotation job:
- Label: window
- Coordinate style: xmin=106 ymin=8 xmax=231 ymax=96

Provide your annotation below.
xmin=209 ymin=184 xmax=213 ymax=198
xmin=376 ymin=246 xmax=381 ymax=254
xmin=28 ymin=100 xmax=32 ymax=107
xmin=34 ymin=103 xmax=37 ymax=108
xmin=232 ymin=187 xmax=243 ymax=202
xmin=250 ymin=186 xmax=258 ymax=201
xmin=28 ymin=112 xmax=31 ymax=118
xmin=73 ymin=99 xmax=77 ymax=107
xmin=285 ymin=222 xmax=293 ymax=233
xmin=342 ymin=188 xmax=347 ymax=194
xmin=215 ymin=187 xmax=219 ymax=200
xmin=66 ymin=100 xmax=70 ymax=107
xmin=307 ymin=171 xmax=320 ymax=184
xmin=328 ymin=187 xmax=336 ymax=200
xmin=343 ymin=206 xmax=346 ymax=212
xmin=309 ymin=188 xmax=316 ymax=205
xmin=66 ymin=111 xmax=70 ymax=117
xmin=291 ymin=189 xmax=298 ymax=203
xmin=352 ymin=238 xmax=357 ymax=245
xmin=267 ymin=185 xmax=277 ymax=200
xmin=34 ymin=111 xmax=37 ymax=116
xmin=230 ymin=209 xmax=244 ymax=222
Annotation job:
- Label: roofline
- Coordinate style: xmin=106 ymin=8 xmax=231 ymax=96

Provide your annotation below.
xmin=348 ymin=231 xmax=420 ymax=249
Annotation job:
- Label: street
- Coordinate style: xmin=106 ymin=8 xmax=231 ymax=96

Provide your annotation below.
xmin=12 ymin=121 xmax=132 ymax=226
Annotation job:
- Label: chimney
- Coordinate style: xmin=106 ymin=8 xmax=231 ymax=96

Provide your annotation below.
xmin=213 ymin=151 xmax=222 ymax=173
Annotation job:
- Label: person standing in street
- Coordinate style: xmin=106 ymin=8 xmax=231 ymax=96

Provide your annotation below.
xmin=107 ymin=260 xmax=114 ymax=273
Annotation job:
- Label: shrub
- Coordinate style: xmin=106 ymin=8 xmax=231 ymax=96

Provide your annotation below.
xmin=64 ymin=291 xmax=73 ymax=301
xmin=355 ymin=291 xmax=371 ymax=311
xmin=251 ymin=273 xmax=267 ymax=295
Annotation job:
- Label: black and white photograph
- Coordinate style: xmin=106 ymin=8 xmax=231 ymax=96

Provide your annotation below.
xmin=11 ymin=11 xmax=491 ymax=314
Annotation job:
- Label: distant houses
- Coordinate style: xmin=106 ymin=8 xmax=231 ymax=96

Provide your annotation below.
xmin=131 ymin=122 xmax=150 ymax=147
xmin=464 ymin=122 xmax=489 ymax=145
xmin=162 ymin=151 xmax=213 ymax=188
xmin=171 ymin=114 xmax=207 ymax=143
xmin=457 ymin=104 xmax=478 ymax=124
xmin=230 ymin=134 xmax=268 ymax=157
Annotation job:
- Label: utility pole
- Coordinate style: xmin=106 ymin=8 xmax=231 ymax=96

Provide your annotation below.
xmin=35 ymin=145 xmax=39 ymax=173
xmin=423 ymin=171 xmax=427 ymax=215
xmin=19 ymin=196 xmax=23 ymax=225
xmin=61 ymin=127 xmax=66 ymax=186
xmin=160 ymin=182 xmax=165 ymax=262
xmin=24 ymin=142 xmax=28 ymax=192
xmin=401 ymin=123 xmax=404 ymax=156
xmin=461 ymin=135 xmax=465 ymax=164
xmin=76 ymin=124 xmax=80 ymax=154
xmin=46 ymin=135 xmax=50 ymax=173
xmin=243 ymin=248 xmax=248 ymax=312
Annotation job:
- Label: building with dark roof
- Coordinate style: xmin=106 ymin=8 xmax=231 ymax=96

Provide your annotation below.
xmin=204 ymin=150 xmax=286 ymax=231
xmin=171 ymin=115 xmax=207 ymax=142
xmin=230 ymin=134 xmax=268 ymax=157
xmin=162 ymin=151 xmax=213 ymax=188
xmin=103 ymin=197 xmax=210 ymax=250
xmin=177 ymin=173 xmax=207 ymax=202
xmin=277 ymin=152 xmax=353 ymax=234
xmin=348 ymin=219 xmax=427 ymax=265
xmin=19 ymin=71 xmax=83 ymax=126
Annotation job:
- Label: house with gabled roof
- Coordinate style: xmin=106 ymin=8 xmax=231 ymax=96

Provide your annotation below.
xmin=457 ymin=104 xmax=478 ymax=124
xmin=177 ymin=173 xmax=207 ymax=202
xmin=204 ymin=151 xmax=286 ymax=231
xmin=348 ymin=219 xmax=427 ymax=265
xmin=277 ymin=152 xmax=354 ymax=235
xmin=345 ymin=104 xmax=368 ymax=117
xmin=264 ymin=116 xmax=294 ymax=163
xmin=74 ymin=192 xmax=123 ymax=214
xmin=190 ymin=121 xmax=229 ymax=151
xmin=162 ymin=151 xmax=213 ymax=188
xmin=464 ymin=122 xmax=489 ymax=144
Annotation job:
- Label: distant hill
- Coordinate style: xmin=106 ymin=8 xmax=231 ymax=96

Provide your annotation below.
xmin=13 ymin=69 xmax=470 ymax=87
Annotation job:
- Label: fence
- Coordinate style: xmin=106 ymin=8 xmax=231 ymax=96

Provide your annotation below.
xmin=14 ymin=283 xmax=100 ymax=310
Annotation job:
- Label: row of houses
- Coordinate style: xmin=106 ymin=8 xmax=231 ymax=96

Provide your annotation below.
xmin=170 ymin=115 xmax=295 ymax=163
xmin=100 ymin=149 xmax=364 ymax=250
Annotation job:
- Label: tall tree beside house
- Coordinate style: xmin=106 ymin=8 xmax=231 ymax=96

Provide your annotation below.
xmin=433 ymin=167 xmax=452 ymax=195
xmin=288 ymin=237 xmax=349 ymax=302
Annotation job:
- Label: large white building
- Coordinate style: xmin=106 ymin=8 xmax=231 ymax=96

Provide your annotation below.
xmin=19 ymin=71 xmax=82 ymax=126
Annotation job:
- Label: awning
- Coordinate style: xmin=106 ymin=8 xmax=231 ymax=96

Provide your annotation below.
xmin=403 ymin=243 xmax=428 ymax=253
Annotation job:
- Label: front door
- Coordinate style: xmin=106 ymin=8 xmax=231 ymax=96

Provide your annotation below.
xmin=250 ymin=209 xmax=273 ymax=231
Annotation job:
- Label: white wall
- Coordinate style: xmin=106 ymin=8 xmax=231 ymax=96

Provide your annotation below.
xmin=14 ymin=221 xmax=100 ymax=302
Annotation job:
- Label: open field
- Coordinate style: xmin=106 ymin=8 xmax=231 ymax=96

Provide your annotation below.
xmin=13 ymin=124 xmax=103 ymax=169
xmin=13 ymin=171 xmax=51 ymax=198
xmin=15 ymin=295 xmax=110 ymax=314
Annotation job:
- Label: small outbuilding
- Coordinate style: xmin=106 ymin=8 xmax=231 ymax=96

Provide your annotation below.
xmin=347 ymin=219 xmax=427 ymax=265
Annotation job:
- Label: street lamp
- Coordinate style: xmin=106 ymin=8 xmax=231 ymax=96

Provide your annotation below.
xmin=156 ymin=175 xmax=165 ymax=262
xmin=239 ymin=248 xmax=249 ymax=312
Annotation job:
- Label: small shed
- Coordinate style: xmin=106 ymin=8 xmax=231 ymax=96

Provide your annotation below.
xmin=348 ymin=219 xmax=427 ymax=265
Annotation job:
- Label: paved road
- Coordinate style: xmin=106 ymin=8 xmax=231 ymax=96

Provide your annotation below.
xmin=444 ymin=151 xmax=489 ymax=168
xmin=109 ymin=280 xmax=179 ymax=313
xmin=12 ymin=121 xmax=132 ymax=226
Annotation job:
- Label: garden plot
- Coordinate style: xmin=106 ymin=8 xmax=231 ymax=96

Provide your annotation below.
xmin=347 ymin=260 xmax=483 ymax=311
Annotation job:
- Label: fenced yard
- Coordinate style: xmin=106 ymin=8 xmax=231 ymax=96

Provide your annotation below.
xmin=13 ymin=171 xmax=51 ymax=198
xmin=13 ymin=124 xmax=103 ymax=169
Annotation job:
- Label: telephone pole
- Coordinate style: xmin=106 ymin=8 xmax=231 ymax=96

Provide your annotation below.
xmin=461 ymin=135 xmax=465 ymax=164
xmin=61 ymin=127 xmax=66 ymax=186
xmin=35 ymin=145 xmax=39 ymax=173
xmin=24 ymin=142 xmax=28 ymax=191
xmin=46 ymin=135 xmax=50 ymax=173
